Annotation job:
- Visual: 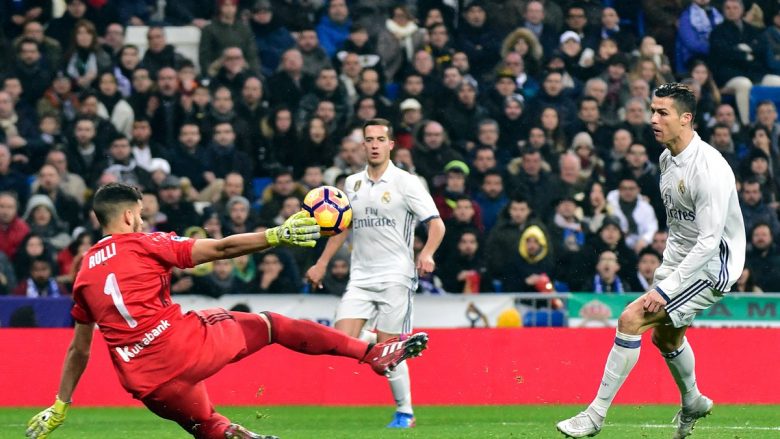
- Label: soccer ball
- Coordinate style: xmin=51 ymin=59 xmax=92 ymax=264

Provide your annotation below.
xmin=302 ymin=186 xmax=352 ymax=236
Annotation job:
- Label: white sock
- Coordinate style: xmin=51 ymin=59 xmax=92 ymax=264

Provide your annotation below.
xmin=663 ymin=337 xmax=702 ymax=407
xmin=359 ymin=330 xmax=378 ymax=344
xmin=588 ymin=331 xmax=642 ymax=420
xmin=387 ymin=361 xmax=413 ymax=414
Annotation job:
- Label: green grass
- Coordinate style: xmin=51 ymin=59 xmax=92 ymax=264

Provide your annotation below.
xmin=3 ymin=405 xmax=779 ymax=438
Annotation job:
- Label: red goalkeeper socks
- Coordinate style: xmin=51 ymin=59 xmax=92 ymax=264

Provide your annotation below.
xmin=265 ymin=312 xmax=369 ymax=360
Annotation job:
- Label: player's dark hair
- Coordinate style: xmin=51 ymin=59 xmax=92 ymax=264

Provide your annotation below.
xmin=92 ymin=183 xmax=143 ymax=227
xmin=653 ymin=82 xmax=697 ymax=120
xmin=362 ymin=118 xmax=394 ymax=139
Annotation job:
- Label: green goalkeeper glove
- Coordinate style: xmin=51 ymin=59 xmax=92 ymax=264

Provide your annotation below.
xmin=265 ymin=211 xmax=320 ymax=248
xmin=26 ymin=396 xmax=70 ymax=438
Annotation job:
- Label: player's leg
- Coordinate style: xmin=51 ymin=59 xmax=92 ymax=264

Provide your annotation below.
xmin=231 ymin=311 xmax=427 ymax=375
xmin=557 ymin=293 xmax=668 ymax=438
xmin=375 ymin=284 xmax=416 ymax=428
xmin=658 ymin=288 xmax=720 ymax=438
xmin=142 ymin=379 xmax=277 ymax=439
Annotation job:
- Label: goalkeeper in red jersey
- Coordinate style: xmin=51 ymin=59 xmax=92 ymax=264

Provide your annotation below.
xmin=26 ymin=183 xmax=428 ymax=439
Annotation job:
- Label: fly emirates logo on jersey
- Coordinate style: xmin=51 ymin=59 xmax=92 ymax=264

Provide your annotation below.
xmin=352 ymin=207 xmax=397 ymax=229
xmin=115 ymin=319 xmax=171 ymax=363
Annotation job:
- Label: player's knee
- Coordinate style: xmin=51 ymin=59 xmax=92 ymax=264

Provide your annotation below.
xmin=617 ymin=307 xmax=643 ymax=334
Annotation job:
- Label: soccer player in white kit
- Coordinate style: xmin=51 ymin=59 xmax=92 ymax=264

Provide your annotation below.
xmin=306 ymin=118 xmax=445 ymax=428
xmin=557 ymin=83 xmax=746 ymax=438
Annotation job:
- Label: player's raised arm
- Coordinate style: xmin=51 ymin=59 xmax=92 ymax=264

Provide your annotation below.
xmin=26 ymin=322 xmax=95 ymax=439
xmin=191 ymin=211 xmax=321 ymax=265
xmin=307 ymin=227 xmax=350 ymax=289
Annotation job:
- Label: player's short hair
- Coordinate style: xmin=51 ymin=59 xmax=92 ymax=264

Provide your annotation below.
xmin=362 ymin=118 xmax=394 ymax=139
xmin=653 ymin=82 xmax=697 ymax=120
xmin=93 ymin=183 xmax=143 ymax=227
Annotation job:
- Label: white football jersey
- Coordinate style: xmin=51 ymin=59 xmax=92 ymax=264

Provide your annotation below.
xmin=654 ymin=132 xmax=746 ymax=296
xmin=345 ymin=162 xmax=440 ymax=288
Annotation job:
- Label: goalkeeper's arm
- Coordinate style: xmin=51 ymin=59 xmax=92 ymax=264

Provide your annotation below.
xmin=26 ymin=322 xmax=94 ymax=438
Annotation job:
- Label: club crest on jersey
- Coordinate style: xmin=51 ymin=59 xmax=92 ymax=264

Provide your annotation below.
xmin=354 ymin=180 xmax=362 ymax=192
xmin=678 ymin=180 xmax=686 ymax=195
xmin=381 ymin=191 xmax=391 ymax=204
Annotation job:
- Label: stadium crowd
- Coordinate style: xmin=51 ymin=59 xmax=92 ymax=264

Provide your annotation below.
xmin=1 ymin=0 xmax=780 ymax=299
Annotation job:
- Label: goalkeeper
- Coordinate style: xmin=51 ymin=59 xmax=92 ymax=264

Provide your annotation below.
xmin=27 ymin=183 xmax=428 ymax=439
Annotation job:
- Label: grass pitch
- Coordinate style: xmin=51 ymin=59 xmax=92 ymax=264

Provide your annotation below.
xmin=3 ymin=405 xmax=779 ymax=438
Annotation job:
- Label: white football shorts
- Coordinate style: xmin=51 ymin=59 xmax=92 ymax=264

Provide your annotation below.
xmin=335 ymin=282 xmax=414 ymax=334
xmin=655 ymin=266 xmax=728 ymax=328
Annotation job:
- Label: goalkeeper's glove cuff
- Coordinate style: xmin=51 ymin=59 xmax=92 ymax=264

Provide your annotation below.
xmin=54 ymin=396 xmax=71 ymax=413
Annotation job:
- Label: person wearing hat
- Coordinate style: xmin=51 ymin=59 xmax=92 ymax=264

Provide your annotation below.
xmin=433 ymin=160 xmax=484 ymax=226
xmin=394 ymin=98 xmax=423 ymax=149
xmin=482 ymin=68 xmax=519 ymax=119
xmin=198 ymin=0 xmax=260 ymax=74
xmin=250 ymin=0 xmax=295 ymax=78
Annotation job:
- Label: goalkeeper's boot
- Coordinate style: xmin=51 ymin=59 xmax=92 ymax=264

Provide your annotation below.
xmin=361 ymin=332 xmax=429 ymax=376
xmin=386 ymin=411 xmax=416 ymax=428
xmin=672 ymin=395 xmax=713 ymax=439
xmin=556 ymin=409 xmax=602 ymax=438
xmin=224 ymin=423 xmax=279 ymax=439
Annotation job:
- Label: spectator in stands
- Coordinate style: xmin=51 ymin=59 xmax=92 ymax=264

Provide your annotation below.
xmin=745 ymin=154 xmax=780 ymax=215
xmin=211 ymin=171 xmax=244 ymax=218
xmin=0 ymin=191 xmax=29 ymax=261
xmin=129 ymin=118 xmax=161 ymax=172
xmin=0 ymin=88 xmax=37 ymax=169
xmin=707 ymin=102 xmax=748 ymax=148
xmin=753 ymin=100 xmax=780 ymax=155
xmin=486 ymin=195 xmax=543 ymax=291
xmin=141 ymin=26 xmax=187 ymax=78
xmin=740 ymin=177 xmax=780 ymax=239
xmin=676 ymin=0 xmax=723 ymax=74
xmin=209 ymin=47 xmax=254 ymax=101
xmin=439 ymin=76 xmax=489 ymax=152
xmin=149 ymin=67 xmax=185 ymax=147
xmin=710 ymin=0 xmax=780 ymax=125
xmin=230 ymin=253 xmax=256 ymax=293
xmin=761 ymin=9 xmax=780 ymax=78
xmin=140 ymin=191 xmax=165 ymax=232
xmin=237 ymin=76 xmax=267 ymax=141
xmin=455 ymin=1 xmax=501 ymax=81
xmin=621 ymin=142 xmax=664 ymax=227
xmin=267 ymin=48 xmax=314 ymax=112
xmin=582 ymin=215 xmax=638 ymax=287
xmin=316 ymin=0 xmax=351 ymax=58
xmin=324 ymin=135 xmax=364 ymax=186
xmin=205 ymin=121 xmax=253 ymax=187
xmin=570 ymin=132 xmax=605 ymax=184
xmin=651 ymin=229 xmax=668 ymax=256
xmin=33 ymin=164 xmax=81 ymax=232
xmin=529 ymin=70 xmax=577 ymax=128
xmin=259 ymin=168 xmax=306 ymax=223
xmin=474 ymin=169 xmax=508 ymax=233
xmin=438 ymin=228 xmax=490 ymax=293
xmin=296 ymin=117 xmax=337 ymax=173
xmin=165 ymin=0 xmax=213 ymax=28
xmin=192 ymin=258 xmax=242 ymax=298
xmin=95 ymin=71 xmax=135 ymax=137
xmin=521 ymin=0 xmax=558 ymax=60
xmin=199 ymin=0 xmax=259 ymax=74
xmin=113 ymin=45 xmax=140 ymax=97
xmin=507 ymin=147 xmax=555 ymax=216
xmin=11 ymin=38 xmax=53 ymax=107
xmin=253 ymin=249 xmax=299 ymax=293
xmin=466 ymin=145 xmax=497 ymax=190
xmin=746 ymin=222 xmax=780 ymax=292
xmin=497 ymin=94 xmax=526 ymax=152
xmin=168 ymin=122 xmax=212 ymax=193
xmin=581 ymin=180 xmax=615 ymax=235
xmin=0 ymin=143 xmax=30 ymax=205
xmin=222 ymin=195 xmax=255 ymax=236
xmin=13 ymin=256 xmax=65 ymax=297
xmin=434 ymin=160 xmax=483 ymax=224
xmin=566 ymin=96 xmax=613 ymax=150
xmin=22 ymin=194 xmax=70 ymax=251
xmin=55 ymin=230 xmax=92 ymax=289
xmin=709 ymin=122 xmax=740 ymax=171
xmin=297 ymin=67 xmax=348 ymax=128
xmin=202 ymin=85 xmax=253 ymax=159
xmin=101 ymin=23 xmax=125 ymax=60
xmin=157 ymin=175 xmax=200 ymax=235
xmin=424 ymin=22 xmax=455 ymax=75
xmin=583 ymin=249 xmax=627 ymax=294
xmin=412 ymin=120 xmax=462 ymax=187
xmin=15 ymin=21 xmax=61 ymax=72
xmin=438 ymin=194 xmax=483 ymax=259
xmin=355 ymin=67 xmax=393 ymax=118
xmin=36 ymin=150 xmax=86 ymax=206
xmin=63 ymin=20 xmax=112 ymax=91
xmin=296 ymin=27 xmax=331 ymax=78
xmin=46 ymin=0 xmax=88 ymax=45
xmin=319 ymin=251 xmax=350 ymax=296
xmin=606 ymin=176 xmax=657 ymax=253
xmin=103 ymin=134 xmax=154 ymax=191
xmin=627 ymin=247 xmax=662 ymax=292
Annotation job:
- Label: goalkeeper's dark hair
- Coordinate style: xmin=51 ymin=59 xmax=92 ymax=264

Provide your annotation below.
xmin=362 ymin=118 xmax=394 ymax=139
xmin=92 ymin=183 xmax=143 ymax=227
xmin=653 ymin=82 xmax=697 ymax=120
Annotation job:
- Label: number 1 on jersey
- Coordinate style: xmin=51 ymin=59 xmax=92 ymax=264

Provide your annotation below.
xmin=104 ymin=273 xmax=138 ymax=328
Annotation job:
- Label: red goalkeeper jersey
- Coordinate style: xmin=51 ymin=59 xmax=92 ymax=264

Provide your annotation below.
xmin=71 ymin=232 xmax=200 ymax=397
